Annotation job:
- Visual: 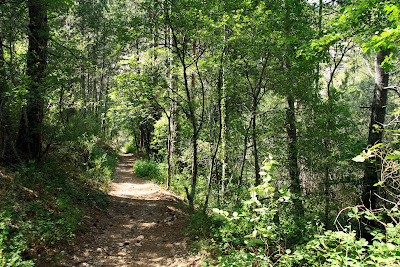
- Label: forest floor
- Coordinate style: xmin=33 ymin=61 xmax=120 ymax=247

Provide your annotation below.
xmin=57 ymin=153 xmax=202 ymax=267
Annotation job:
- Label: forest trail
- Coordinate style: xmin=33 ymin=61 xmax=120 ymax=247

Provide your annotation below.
xmin=60 ymin=154 xmax=201 ymax=267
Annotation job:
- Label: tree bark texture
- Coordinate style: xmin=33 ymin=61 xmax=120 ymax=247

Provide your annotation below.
xmin=363 ymin=49 xmax=390 ymax=211
xmin=286 ymin=95 xmax=304 ymax=217
xmin=17 ymin=0 xmax=48 ymax=160
xmin=283 ymin=0 xmax=304 ymax=218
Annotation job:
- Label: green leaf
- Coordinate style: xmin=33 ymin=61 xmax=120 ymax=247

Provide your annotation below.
xmin=254 ymin=239 xmax=264 ymax=245
xmin=385 ymin=154 xmax=400 ymax=159
xmin=371 ymin=143 xmax=383 ymax=149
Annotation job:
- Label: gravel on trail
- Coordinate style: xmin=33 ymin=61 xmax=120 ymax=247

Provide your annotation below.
xmin=58 ymin=153 xmax=202 ymax=267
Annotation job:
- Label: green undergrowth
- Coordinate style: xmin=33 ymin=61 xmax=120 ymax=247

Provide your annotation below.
xmin=191 ymin=159 xmax=400 ymax=266
xmin=130 ymin=155 xmax=400 ymax=266
xmin=133 ymin=156 xmax=195 ymax=202
xmin=133 ymin=157 xmax=165 ymax=185
xmin=0 ymin=136 xmax=119 ymax=266
xmin=124 ymin=140 xmax=137 ymax=153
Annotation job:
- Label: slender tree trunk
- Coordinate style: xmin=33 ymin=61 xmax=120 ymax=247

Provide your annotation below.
xmin=17 ymin=0 xmax=48 ymax=160
xmin=167 ymin=116 xmax=172 ymax=189
xmin=316 ymin=0 xmax=322 ymax=91
xmin=318 ymin=0 xmax=332 ymax=227
xmin=81 ymin=65 xmax=86 ymax=111
xmin=323 ymin=97 xmax=333 ymax=227
xmin=187 ymin=102 xmax=199 ymax=211
xmin=203 ymin=119 xmax=221 ymax=212
xmin=238 ymin=120 xmax=252 ymax=189
xmin=98 ymin=57 xmax=105 ymax=118
xmin=169 ymin=24 xmax=202 ymax=211
xmin=92 ymin=73 xmax=97 ymax=114
xmin=59 ymin=85 xmax=65 ymax=124
xmin=86 ymin=72 xmax=90 ymax=114
xmin=166 ymin=39 xmax=173 ymax=189
xmin=166 ymin=24 xmax=177 ymax=189
xmin=220 ymin=59 xmax=227 ymax=202
xmin=187 ymin=130 xmax=198 ymax=211
xmin=203 ymin=155 xmax=216 ymax=212
xmin=0 ymin=33 xmax=8 ymax=131
xmin=283 ymin=0 xmax=304 ymax=218
xmin=362 ymin=49 xmax=390 ymax=232
xmin=286 ymin=95 xmax=304 ymax=217
xmin=134 ymin=131 xmax=139 ymax=151
xmin=0 ymin=28 xmax=21 ymax=162
xmin=140 ymin=129 xmax=144 ymax=150
xmin=101 ymin=76 xmax=110 ymax=133
xmin=182 ymin=58 xmax=199 ymax=211
xmin=220 ymin=26 xmax=227 ymax=203
xmin=252 ymin=105 xmax=261 ymax=186
xmin=167 ymin=97 xmax=177 ymax=189
xmin=0 ymin=33 xmax=13 ymax=160
xmin=204 ymin=60 xmax=224 ymax=210
xmin=238 ymin=136 xmax=248 ymax=186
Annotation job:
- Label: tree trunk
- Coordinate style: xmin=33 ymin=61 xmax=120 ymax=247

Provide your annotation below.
xmin=362 ymin=49 xmax=390 ymax=237
xmin=167 ymin=116 xmax=172 ymax=189
xmin=182 ymin=58 xmax=199 ymax=211
xmin=81 ymin=65 xmax=86 ymax=112
xmin=283 ymin=0 xmax=304 ymax=218
xmin=203 ymin=124 xmax=221 ymax=212
xmin=204 ymin=74 xmax=224 ymax=211
xmin=17 ymin=0 xmax=48 ymax=160
xmin=220 ymin=59 xmax=227 ymax=202
xmin=0 ymin=33 xmax=20 ymax=162
xmin=133 ymin=131 xmax=140 ymax=151
xmin=286 ymin=95 xmax=304 ymax=217
xmin=167 ymin=94 xmax=177 ymax=189
xmin=252 ymin=106 xmax=261 ymax=186
xmin=0 ymin=33 xmax=8 ymax=136
xmin=166 ymin=24 xmax=177 ymax=189
xmin=187 ymin=131 xmax=198 ymax=211
xmin=238 ymin=120 xmax=252 ymax=189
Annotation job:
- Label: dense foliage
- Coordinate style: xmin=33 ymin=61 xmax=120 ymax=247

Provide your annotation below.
xmin=0 ymin=124 xmax=119 ymax=265
xmin=1 ymin=0 xmax=400 ymax=265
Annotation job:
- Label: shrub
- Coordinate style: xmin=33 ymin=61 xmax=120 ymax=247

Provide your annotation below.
xmin=55 ymin=133 xmax=119 ymax=191
xmin=279 ymin=226 xmax=400 ymax=266
xmin=150 ymin=115 xmax=168 ymax=157
xmin=133 ymin=158 xmax=161 ymax=182
xmin=124 ymin=141 xmax=136 ymax=153
xmin=0 ymin=128 xmax=119 ymax=265
xmin=0 ymin=164 xmax=87 ymax=266
xmin=204 ymin=158 xmax=303 ymax=266
xmin=83 ymin=141 xmax=119 ymax=191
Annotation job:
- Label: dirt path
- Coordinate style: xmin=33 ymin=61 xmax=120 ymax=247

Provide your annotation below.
xmin=60 ymin=154 xmax=201 ymax=266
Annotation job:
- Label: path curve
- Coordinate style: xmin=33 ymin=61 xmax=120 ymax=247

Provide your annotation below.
xmin=61 ymin=153 xmax=201 ymax=266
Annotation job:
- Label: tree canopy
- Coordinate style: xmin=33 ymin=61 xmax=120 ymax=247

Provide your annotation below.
xmin=2 ymin=0 xmax=400 ymax=265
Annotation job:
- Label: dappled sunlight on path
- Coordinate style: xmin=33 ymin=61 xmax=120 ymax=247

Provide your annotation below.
xmin=59 ymin=153 xmax=201 ymax=267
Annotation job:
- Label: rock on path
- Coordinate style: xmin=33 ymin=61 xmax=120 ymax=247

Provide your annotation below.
xmin=58 ymin=153 xmax=201 ymax=267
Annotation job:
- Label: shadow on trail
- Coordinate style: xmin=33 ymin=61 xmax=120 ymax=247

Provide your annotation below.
xmin=58 ymin=153 xmax=199 ymax=267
